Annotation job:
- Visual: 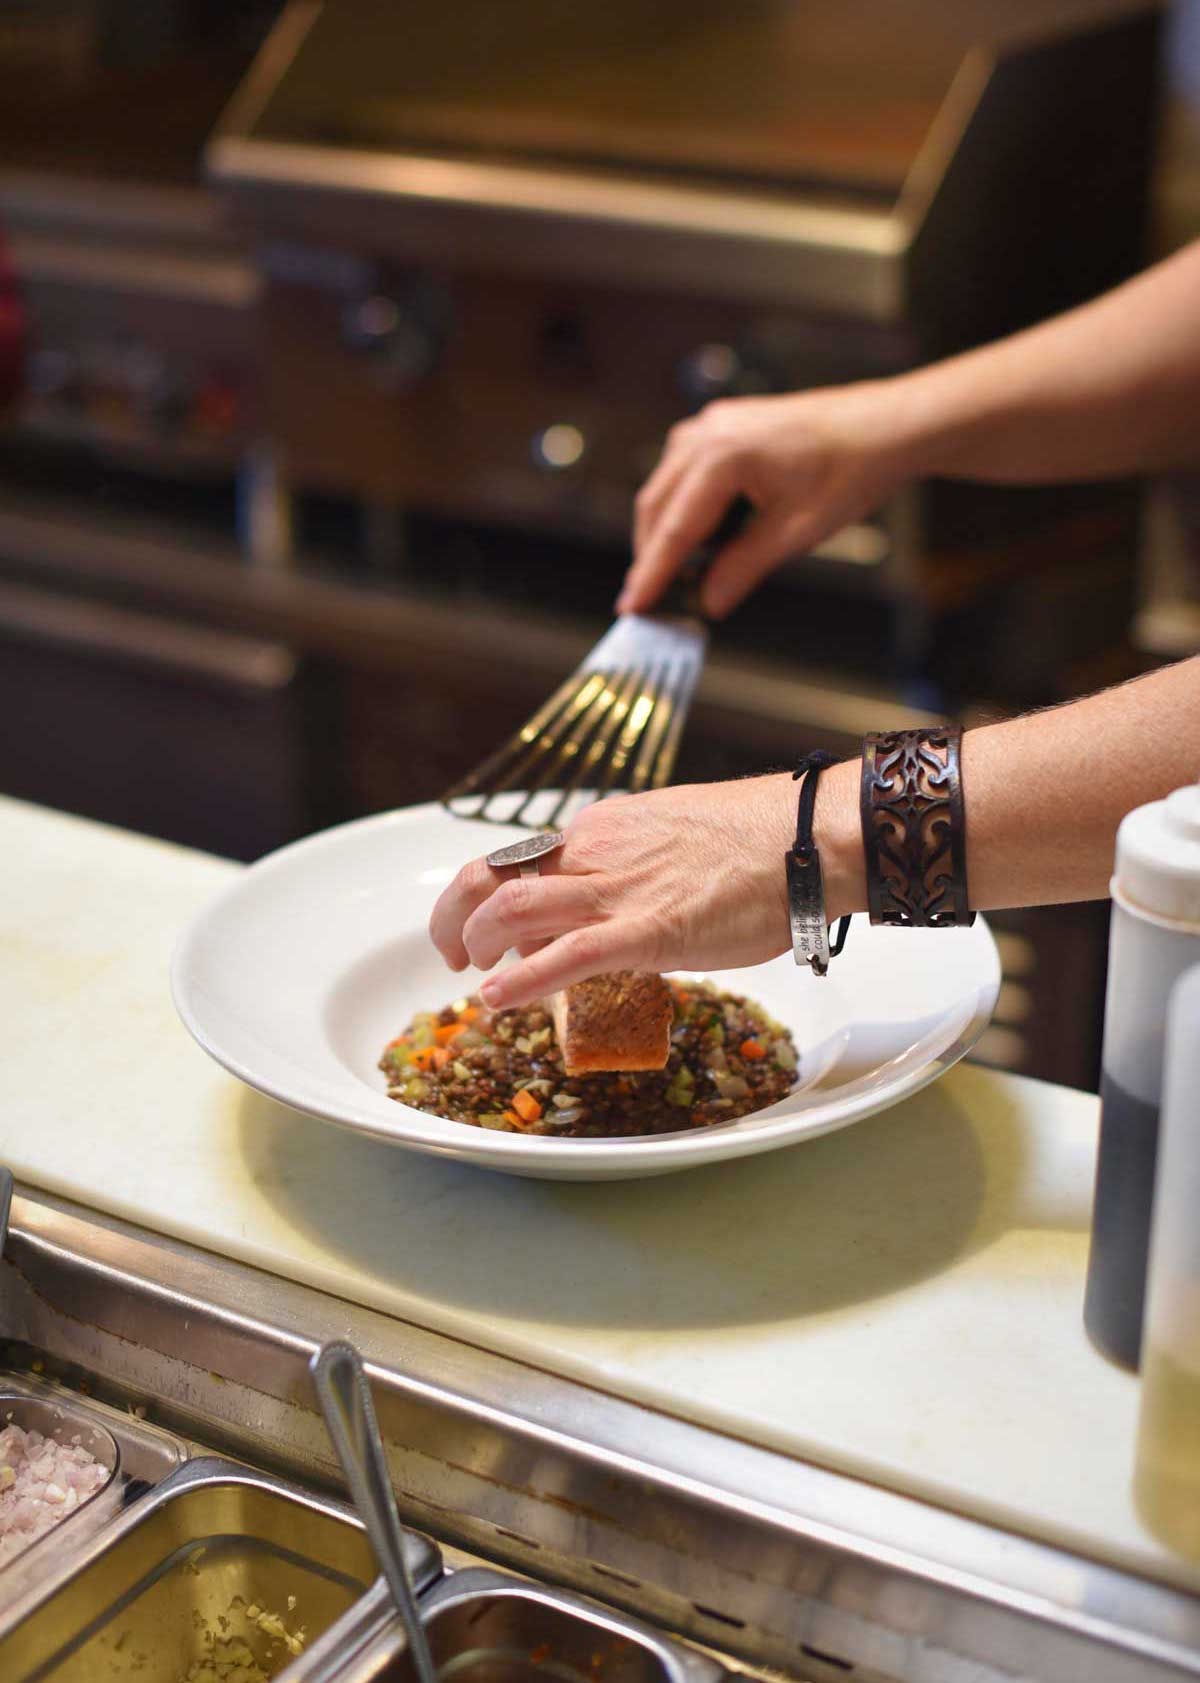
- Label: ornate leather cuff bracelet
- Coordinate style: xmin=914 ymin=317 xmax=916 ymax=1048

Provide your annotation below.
xmin=787 ymin=751 xmax=851 ymax=977
xmin=860 ymin=728 xmax=975 ymax=928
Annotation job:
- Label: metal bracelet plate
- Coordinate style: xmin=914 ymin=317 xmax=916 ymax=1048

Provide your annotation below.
xmin=787 ymin=848 xmax=831 ymax=976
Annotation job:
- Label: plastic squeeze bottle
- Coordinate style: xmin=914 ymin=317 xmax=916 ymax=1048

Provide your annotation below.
xmin=1084 ymin=785 xmax=1200 ymax=1370
xmin=1134 ymin=962 xmax=1200 ymax=1558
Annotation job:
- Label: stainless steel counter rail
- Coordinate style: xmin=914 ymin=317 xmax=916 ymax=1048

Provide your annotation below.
xmin=2 ymin=1186 xmax=1198 ymax=1683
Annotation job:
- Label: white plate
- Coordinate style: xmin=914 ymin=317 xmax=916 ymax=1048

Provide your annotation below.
xmin=172 ymin=803 xmax=1001 ymax=1180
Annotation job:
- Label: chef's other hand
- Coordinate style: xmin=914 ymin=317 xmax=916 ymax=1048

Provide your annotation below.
xmin=429 ymin=772 xmax=859 ymax=1010
xmin=618 ymin=383 xmax=906 ymax=618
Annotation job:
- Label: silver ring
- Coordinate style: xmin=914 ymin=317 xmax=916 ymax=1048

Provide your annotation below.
xmin=486 ymin=830 xmax=566 ymax=880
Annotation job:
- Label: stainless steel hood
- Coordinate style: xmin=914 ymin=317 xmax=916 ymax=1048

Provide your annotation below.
xmin=207 ymin=0 xmax=1162 ymax=327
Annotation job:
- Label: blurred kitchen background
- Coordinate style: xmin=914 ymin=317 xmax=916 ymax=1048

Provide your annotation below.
xmin=0 ymin=0 xmax=1197 ymax=1091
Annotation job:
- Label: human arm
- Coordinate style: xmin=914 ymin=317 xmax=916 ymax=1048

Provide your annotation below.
xmin=622 ymin=240 xmax=1200 ymax=617
xmin=429 ymin=656 xmax=1200 ymax=1010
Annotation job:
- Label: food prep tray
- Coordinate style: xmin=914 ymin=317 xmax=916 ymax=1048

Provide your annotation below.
xmin=0 ymin=1456 xmax=441 ymax=1681
xmin=0 ymin=1372 xmax=186 ymax=1611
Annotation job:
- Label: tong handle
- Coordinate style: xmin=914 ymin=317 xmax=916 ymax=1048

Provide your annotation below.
xmin=0 ymin=1167 xmax=12 ymax=1258
xmin=311 ymin=1341 xmax=437 ymax=1683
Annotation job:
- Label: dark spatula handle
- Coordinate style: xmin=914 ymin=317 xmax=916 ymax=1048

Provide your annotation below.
xmin=659 ymin=495 xmax=755 ymax=618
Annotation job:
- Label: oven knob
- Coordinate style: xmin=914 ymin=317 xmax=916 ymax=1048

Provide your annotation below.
xmin=677 ymin=342 xmax=771 ymax=408
xmin=27 ymin=346 xmax=80 ymax=404
xmin=531 ymin=423 xmax=587 ymax=473
xmin=677 ymin=342 xmax=742 ymax=407
xmin=341 ymin=289 xmax=445 ymax=388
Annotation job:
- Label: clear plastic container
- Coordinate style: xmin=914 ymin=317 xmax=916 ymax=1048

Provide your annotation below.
xmin=1134 ymin=962 xmax=1200 ymax=1558
xmin=0 ymin=1369 xmax=188 ymax=1610
xmin=0 ymin=1391 xmax=120 ymax=1573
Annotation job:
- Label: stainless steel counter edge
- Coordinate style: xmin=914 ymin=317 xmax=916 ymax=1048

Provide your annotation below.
xmin=3 ymin=1187 xmax=1198 ymax=1683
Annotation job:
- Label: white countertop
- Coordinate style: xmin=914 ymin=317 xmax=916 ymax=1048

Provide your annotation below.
xmin=0 ymin=796 xmax=1193 ymax=1595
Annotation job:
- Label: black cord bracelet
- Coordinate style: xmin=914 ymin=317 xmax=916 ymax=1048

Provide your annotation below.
xmin=787 ymin=752 xmax=851 ymax=977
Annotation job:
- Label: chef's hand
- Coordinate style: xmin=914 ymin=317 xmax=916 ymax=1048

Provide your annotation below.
xmin=429 ymin=769 xmax=863 ymax=1009
xmin=618 ymin=382 xmax=909 ymax=617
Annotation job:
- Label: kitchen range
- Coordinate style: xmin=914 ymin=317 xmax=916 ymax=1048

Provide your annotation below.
xmin=0 ymin=0 xmax=1177 ymax=1089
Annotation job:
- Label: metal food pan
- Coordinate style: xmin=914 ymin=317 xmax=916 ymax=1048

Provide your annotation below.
xmin=0 ymin=1456 xmax=440 ymax=1682
xmin=313 ymin=1568 xmax=726 ymax=1683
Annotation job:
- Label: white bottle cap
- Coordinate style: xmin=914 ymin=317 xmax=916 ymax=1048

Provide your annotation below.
xmin=1114 ymin=785 xmax=1200 ymax=928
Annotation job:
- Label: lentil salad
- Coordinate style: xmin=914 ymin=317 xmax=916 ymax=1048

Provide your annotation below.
xmin=379 ymin=980 xmax=798 ymax=1137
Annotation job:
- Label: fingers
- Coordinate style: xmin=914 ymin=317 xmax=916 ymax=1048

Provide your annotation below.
xmin=619 ymin=455 xmax=741 ymax=615
xmin=631 ymin=435 xmax=692 ymax=562
xmin=461 ymin=873 xmax=604 ymax=972
xmin=700 ymin=505 xmax=818 ymax=617
xmin=429 ymin=854 xmax=510 ymax=971
xmin=479 ymin=919 xmax=657 ymax=1010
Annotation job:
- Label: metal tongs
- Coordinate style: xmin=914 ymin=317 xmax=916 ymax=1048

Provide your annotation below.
xmin=0 ymin=1166 xmax=11 ymax=1256
xmin=311 ymin=1340 xmax=438 ymax=1683
xmin=0 ymin=1167 xmax=12 ymax=1341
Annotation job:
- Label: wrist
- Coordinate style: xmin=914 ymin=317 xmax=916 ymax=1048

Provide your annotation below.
xmin=871 ymin=365 xmax=971 ymax=484
xmin=812 ymin=757 xmax=866 ymax=927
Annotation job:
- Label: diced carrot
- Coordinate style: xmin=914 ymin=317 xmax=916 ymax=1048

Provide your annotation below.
xmin=671 ymin=984 xmax=691 ymax=1007
xmin=435 ymin=1021 xmax=466 ymax=1045
xmin=512 ymin=1088 xmax=543 ymax=1124
xmin=431 ymin=1047 xmax=452 ymax=1072
xmin=740 ymin=1038 xmax=766 ymax=1060
xmin=459 ymin=1005 xmax=481 ymax=1023
xmin=410 ymin=1045 xmax=439 ymax=1070
xmin=503 ymin=1109 xmax=530 ymax=1131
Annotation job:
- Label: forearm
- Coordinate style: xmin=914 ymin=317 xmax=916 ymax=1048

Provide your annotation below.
xmin=881 ymin=241 xmax=1200 ymax=488
xmin=817 ymin=657 xmax=1200 ymax=922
